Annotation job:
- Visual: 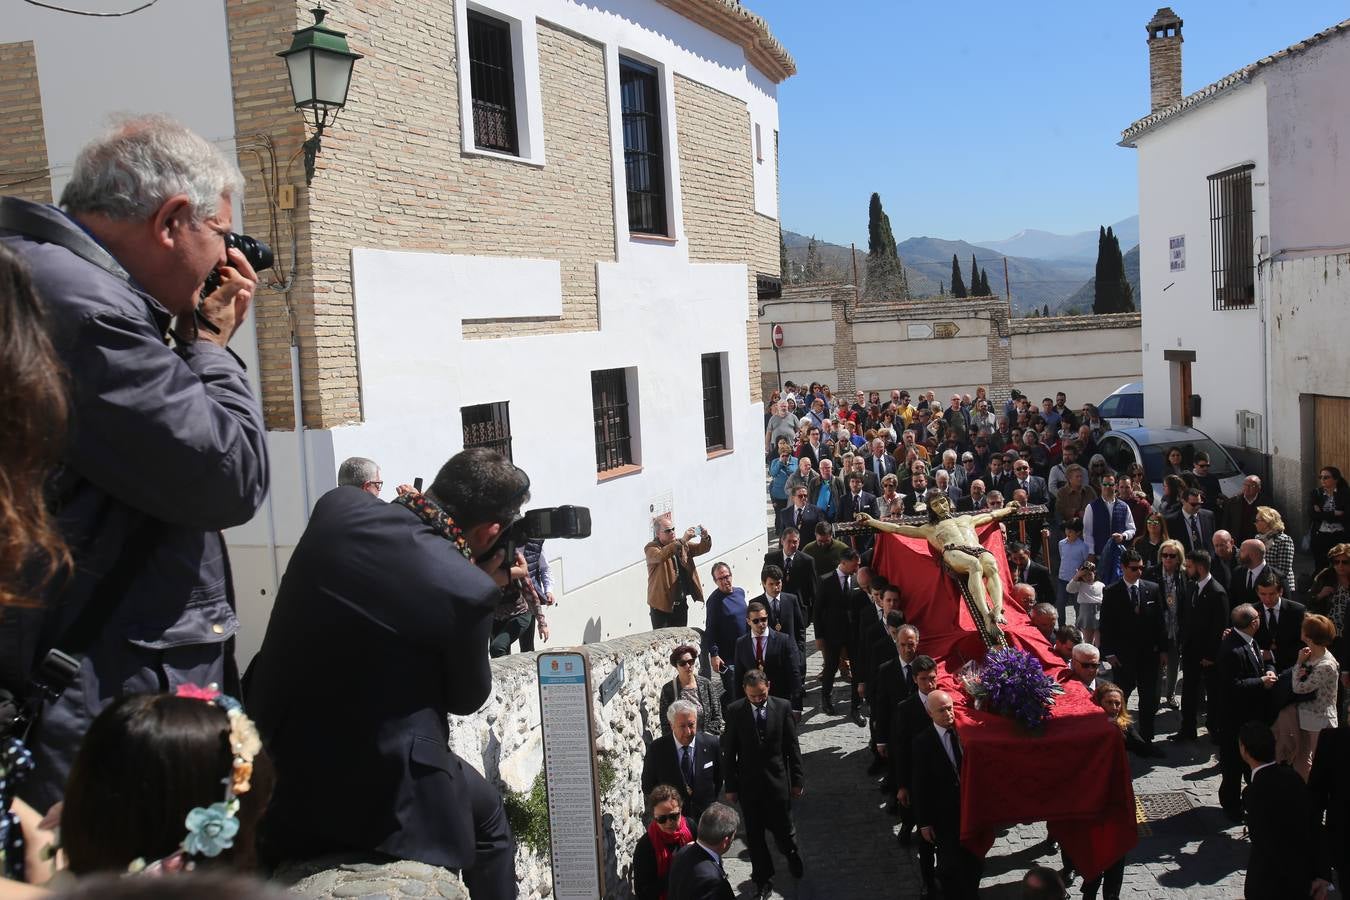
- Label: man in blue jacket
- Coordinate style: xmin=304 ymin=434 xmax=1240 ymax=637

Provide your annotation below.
xmin=703 ymin=562 xmax=748 ymax=699
xmin=0 ymin=116 xmax=268 ymax=808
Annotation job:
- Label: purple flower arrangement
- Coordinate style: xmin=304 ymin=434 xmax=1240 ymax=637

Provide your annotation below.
xmin=961 ymin=647 xmax=1064 ymax=732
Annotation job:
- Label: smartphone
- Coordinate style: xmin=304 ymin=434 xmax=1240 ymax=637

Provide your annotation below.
xmin=414 ymin=477 xmax=423 ymax=491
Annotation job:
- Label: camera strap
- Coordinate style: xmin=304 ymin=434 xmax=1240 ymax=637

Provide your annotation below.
xmin=0 ymin=197 xmax=131 ymax=284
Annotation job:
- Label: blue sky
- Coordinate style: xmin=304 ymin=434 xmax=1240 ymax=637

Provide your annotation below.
xmin=766 ymin=1 xmax=1349 ymax=246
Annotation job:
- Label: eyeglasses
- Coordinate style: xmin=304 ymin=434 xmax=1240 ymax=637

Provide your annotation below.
xmin=364 ymin=480 xmax=383 ymax=490
xmin=1126 ymin=564 xmax=1144 ymax=571
xmin=1077 ymin=661 xmax=1101 ymax=668
xmin=1161 ymin=552 xmax=1179 ymax=559
xmin=654 ymin=812 xmax=681 ymax=825
xmin=749 ymin=617 xmax=768 ymax=624
xmin=1195 ymin=462 xmax=1210 ymax=468
xmin=662 ymin=527 xmax=676 ymax=534
xmin=676 ymin=658 xmax=696 ymax=667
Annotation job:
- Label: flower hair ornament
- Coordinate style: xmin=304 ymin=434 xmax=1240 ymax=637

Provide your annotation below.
xmin=126 ymin=684 xmax=262 ymax=875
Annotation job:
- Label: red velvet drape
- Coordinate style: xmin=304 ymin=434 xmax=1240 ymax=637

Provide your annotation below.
xmin=872 ymin=522 xmax=1138 ymax=879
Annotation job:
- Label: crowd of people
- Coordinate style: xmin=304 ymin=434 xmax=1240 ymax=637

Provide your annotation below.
xmin=0 ymin=118 xmax=529 ymax=899
xmin=639 ymin=378 xmax=1350 ymax=899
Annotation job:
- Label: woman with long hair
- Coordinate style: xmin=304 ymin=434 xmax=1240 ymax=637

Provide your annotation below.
xmin=1147 ymin=539 xmax=1189 ymax=710
xmin=1154 ymin=474 xmax=1187 ymax=519
xmin=1131 ymin=513 xmax=1169 ymax=571
xmin=631 ymin=785 xmax=693 ymax=900
xmin=1310 ymin=467 xmax=1350 ymax=573
xmin=0 ymin=243 xmax=69 ymax=608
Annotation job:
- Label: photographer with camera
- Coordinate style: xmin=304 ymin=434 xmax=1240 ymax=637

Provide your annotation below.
xmin=0 ymin=115 xmax=268 ymax=811
xmin=646 ymin=515 xmax=712 ymax=629
xmin=245 ymin=447 xmax=533 ymax=898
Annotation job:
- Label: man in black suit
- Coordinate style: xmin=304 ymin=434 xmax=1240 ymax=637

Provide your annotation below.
xmin=764 ymin=527 xmax=816 ymax=623
xmin=889 ymin=656 xmax=940 ymax=894
xmin=1308 ymin=724 xmax=1350 ymax=891
xmin=955 ymin=478 xmax=989 ymax=512
xmin=1009 ymin=542 xmax=1056 ymax=609
xmin=913 ymin=690 xmax=980 ymax=900
xmin=1230 ymin=538 xmax=1285 ymax=610
xmin=858 ymin=594 xmax=902 ymax=770
xmin=866 ymin=436 xmax=896 ymax=484
xmin=1239 ymin=722 xmax=1325 ymax=898
xmin=1223 ymin=474 xmax=1265 ymax=543
xmin=1008 ymin=459 xmax=1049 ymax=505
xmin=1166 ymin=488 xmax=1217 ymax=557
xmin=642 ymin=700 xmax=722 ymax=826
xmin=733 ymin=601 xmax=802 ymax=712
xmin=1216 ymin=603 xmax=1278 ymax=821
xmin=836 ymin=472 xmax=879 ymax=555
xmin=1210 ymin=530 xmax=1238 ymax=593
xmin=1174 ymin=550 xmax=1229 ymax=742
xmin=723 ymin=670 xmax=805 ymax=900
xmin=667 ymin=803 xmax=738 ymax=900
xmin=1098 ymin=549 xmax=1167 ymax=743
xmin=814 ymin=549 xmax=861 ymax=715
xmin=871 ymin=619 xmax=918 ymax=801
xmin=1253 ymin=569 xmax=1306 ymax=672
xmin=752 ymin=565 xmax=806 ymax=681
xmin=247 ymin=448 xmax=517 ymax=896
xmin=776 ymin=485 xmax=822 ymax=538
xmin=852 ymin=581 xmax=895 ymax=723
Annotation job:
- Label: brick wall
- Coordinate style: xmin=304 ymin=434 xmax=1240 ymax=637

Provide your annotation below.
xmin=0 ymin=41 xmax=52 ymax=205
xmin=674 ymin=74 xmax=776 ymax=405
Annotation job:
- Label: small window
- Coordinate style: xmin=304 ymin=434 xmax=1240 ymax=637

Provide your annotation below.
xmin=467 ymin=11 xmax=518 ymax=155
xmin=1208 ymin=164 xmax=1255 ymax=310
xmin=462 ymin=401 xmax=513 ymax=461
xmin=702 ymin=353 xmax=727 ymax=452
xmin=592 ymin=369 xmax=634 ymax=472
xmin=755 ymin=123 xmax=763 ymax=163
xmin=619 ymin=57 xmax=667 ymax=235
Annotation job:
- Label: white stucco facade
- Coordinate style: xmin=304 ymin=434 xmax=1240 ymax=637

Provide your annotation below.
xmin=1126 ymin=19 xmax=1350 ymax=528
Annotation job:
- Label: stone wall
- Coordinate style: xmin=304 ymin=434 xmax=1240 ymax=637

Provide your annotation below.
xmin=761 ymin=286 xmax=1142 ymax=410
xmin=0 ymin=41 xmax=52 ymax=205
xmin=448 ymin=628 xmax=701 ymax=900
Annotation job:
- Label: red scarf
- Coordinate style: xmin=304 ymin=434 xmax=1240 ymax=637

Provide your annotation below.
xmin=646 ymin=816 xmax=693 ymax=895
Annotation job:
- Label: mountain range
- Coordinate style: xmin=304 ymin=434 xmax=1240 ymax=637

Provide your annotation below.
xmin=975 ymin=216 xmax=1139 ymax=262
xmin=783 ymin=219 xmax=1140 ymax=315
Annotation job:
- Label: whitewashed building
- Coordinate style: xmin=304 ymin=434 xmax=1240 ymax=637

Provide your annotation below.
xmin=1 ymin=0 xmax=793 ymax=661
xmin=1121 ymin=7 xmax=1350 ymax=525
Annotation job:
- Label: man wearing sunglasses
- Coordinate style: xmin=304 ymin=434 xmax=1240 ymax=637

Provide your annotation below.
xmin=646 ymin=513 xmax=713 ymax=629
xmin=1099 ymin=549 xmax=1166 ymax=745
xmin=732 ymin=601 xmax=802 ymax=713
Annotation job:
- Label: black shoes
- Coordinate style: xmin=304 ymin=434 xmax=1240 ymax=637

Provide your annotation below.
xmin=866 ymin=757 xmax=886 ymax=775
xmin=821 ymin=694 xmax=836 ymax=715
xmin=754 ymin=881 xmax=773 ymax=900
xmin=787 ymin=851 xmax=804 ymax=878
xmin=898 ymin=824 xmax=913 ymax=846
xmin=850 ymin=710 xmax=866 ymax=727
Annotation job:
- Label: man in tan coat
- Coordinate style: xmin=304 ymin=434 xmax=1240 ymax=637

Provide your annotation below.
xmin=646 ymin=513 xmax=712 ymax=628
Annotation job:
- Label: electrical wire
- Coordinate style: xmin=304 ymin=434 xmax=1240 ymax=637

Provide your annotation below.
xmin=20 ymin=0 xmax=160 ymax=16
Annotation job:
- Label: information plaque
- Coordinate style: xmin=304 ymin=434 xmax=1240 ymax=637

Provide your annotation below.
xmin=537 ymin=651 xmax=604 ymax=899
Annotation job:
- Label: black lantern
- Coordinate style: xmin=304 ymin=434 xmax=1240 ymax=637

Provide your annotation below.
xmin=277 ymin=5 xmax=362 ymax=184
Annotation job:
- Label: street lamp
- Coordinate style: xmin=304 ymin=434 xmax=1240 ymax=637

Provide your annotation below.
xmin=277 ymin=5 xmax=363 ymax=184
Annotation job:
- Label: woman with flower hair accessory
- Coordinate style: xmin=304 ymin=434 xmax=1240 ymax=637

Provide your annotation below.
xmin=57 ymin=690 xmax=270 ymax=878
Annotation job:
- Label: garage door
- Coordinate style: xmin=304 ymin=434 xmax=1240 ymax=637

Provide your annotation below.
xmin=1314 ymin=396 xmax=1350 ymax=479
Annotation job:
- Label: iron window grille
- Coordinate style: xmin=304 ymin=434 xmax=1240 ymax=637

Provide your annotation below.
xmin=592 ymin=369 xmax=633 ymax=472
xmin=467 ymin=11 xmax=518 ymax=155
xmin=702 ymin=354 xmax=727 ymax=452
xmin=1208 ymin=164 xmax=1255 ymax=310
xmin=461 ymin=401 xmax=513 ymax=461
xmin=619 ymin=57 xmax=667 ymax=235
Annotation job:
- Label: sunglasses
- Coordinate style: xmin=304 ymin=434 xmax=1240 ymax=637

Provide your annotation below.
xmin=662 ymin=527 xmax=676 ymax=534
xmin=676 ymin=658 xmax=696 ymax=667
xmin=1126 ymin=564 xmax=1144 ymax=571
xmin=654 ymin=812 xmax=681 ymax=825
xmin=1161 ymin=552 xmax=1180 ymax=559
xmin=1334 ymin=560 xmax=1350 ymax=567
xmin=749 ymin=617 xmax=768 ymax=624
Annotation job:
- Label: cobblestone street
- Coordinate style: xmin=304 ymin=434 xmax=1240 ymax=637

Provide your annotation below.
xmin=722 ymin=633 xmax=1248 ymax=898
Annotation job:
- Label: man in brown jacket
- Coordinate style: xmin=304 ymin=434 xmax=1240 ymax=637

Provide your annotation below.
xmin=646 ymin=513 xmax=712 ymax=628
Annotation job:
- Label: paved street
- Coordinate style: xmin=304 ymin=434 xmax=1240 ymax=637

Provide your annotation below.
xmin=722 ymin=633 xmax=1248 ymax=898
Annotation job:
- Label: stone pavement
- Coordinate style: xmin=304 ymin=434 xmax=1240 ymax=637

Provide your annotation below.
xmin=722 ymin=633 xmax=1248 ymax=899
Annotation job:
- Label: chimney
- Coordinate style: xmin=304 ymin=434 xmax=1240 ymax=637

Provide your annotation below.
xmin=1147 ymin=8 xmax=1184 ymax=112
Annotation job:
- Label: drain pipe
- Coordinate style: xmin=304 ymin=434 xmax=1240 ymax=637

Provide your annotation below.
xmin=291 ymin=344 xmax=312 ymax=514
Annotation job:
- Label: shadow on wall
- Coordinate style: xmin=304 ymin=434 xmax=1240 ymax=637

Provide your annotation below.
xmin=583 ymin=617 xmax=603 ymax=644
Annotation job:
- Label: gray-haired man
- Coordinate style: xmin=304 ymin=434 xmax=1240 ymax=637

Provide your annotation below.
xmin=0 ymin=115 xmax=268 ymax=807
xmin=641 ymin=699 xmax=722 ymax=825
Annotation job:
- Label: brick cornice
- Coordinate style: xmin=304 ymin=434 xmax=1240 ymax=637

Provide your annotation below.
xmin=655 ymin=0 xmax=796 ymax=82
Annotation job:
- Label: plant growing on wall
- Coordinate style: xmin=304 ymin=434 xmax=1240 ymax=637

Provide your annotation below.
xmin=503 ymin=752 xmax=621 ymax=857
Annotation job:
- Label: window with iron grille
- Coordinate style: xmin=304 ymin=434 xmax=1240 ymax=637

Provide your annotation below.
xmin=1208 ymin=164 xmax=1255 ymax=310
xmin=467 ymin=11 xmax=518 ymax=155
xmin=702 ymin=353 xmax=727 ymax=452
xmin=619 ymin=57 xmax=667 ymax=235
xmin=592 ymin=368 xmax=634 ymax=473
xmin=461 ymin=401 xmax=513 ymax=461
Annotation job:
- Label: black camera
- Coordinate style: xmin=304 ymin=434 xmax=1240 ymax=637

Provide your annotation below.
xmin=202 ymin=232 xmax=274 ymax=295
xmin=481 ymin=505 xmax=592 ymax=567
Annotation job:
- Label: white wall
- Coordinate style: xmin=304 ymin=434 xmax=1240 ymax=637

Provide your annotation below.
xmin=1009 ymin=326 xmax=1143 ymax=407
xmin=1134 ymin=81 xmax=1270 ymax=446
xmin=759 ymin=295 xmax=838 ymax=389
xmin=1264 ymin=32 xmax=1350 ymax=255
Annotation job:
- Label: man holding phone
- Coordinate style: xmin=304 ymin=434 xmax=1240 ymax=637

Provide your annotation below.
xmin=646 ymin=513 xmax=713 ymax=628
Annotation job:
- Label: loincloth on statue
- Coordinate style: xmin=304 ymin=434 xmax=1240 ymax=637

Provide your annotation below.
xmin=941 ymin=543 xmax=992 ymax=558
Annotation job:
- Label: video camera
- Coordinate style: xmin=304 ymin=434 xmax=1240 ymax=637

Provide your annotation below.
xmin=201 ymin=232 xmax=274 ymax=295
xmin=483 ymin=505 xmax=591 ymax=568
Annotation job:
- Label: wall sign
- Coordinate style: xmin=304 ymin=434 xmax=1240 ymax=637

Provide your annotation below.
xmin=1169 ymin=235 xmax=1185 ymax=272
xmin=537 ymin=651 xmax=604 ymax=899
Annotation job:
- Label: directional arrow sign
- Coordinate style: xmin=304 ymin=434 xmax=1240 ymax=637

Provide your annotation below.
xmin=933 ymin=321 xmax=961 ymax=338
xmin=906 ymin=323 xmax=933 ymax=340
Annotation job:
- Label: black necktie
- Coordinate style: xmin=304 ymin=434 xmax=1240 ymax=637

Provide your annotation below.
xmin=681 ymin=744 xmax=695 ymax=788
xmin=903 ymin=663 xmax=913 ymax=692
xmin=1265 ymin=606 xmax=1274 ymax=631
xmin=1130 ymin=583 xmax=1140 ymax=613
xmin=1249 ymin=570 xmax=1256 ymax=591
xmin=948 ymin=729 xmax=963 ymax=771
xmin=754 ymin=703 xmax=767 ymax=739
xmin=1189 ymin=515 xmax=1201 ymax=546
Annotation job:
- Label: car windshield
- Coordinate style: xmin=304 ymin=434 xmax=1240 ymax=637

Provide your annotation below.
xmin=1098 ymin=392 xmax=1143 ymax=418
xmin=1139 ymin=439 xmax=1240 ymax=482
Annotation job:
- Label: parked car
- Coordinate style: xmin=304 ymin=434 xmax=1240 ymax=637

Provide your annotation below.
xmin=1097 ymin=381 xmax=1143 ymax=428
xmin=1094 ymin=425 xmax=1245 ymax=503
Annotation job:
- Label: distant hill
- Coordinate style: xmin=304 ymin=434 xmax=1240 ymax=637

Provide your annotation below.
xmin=1059 ymin=244 xmax=1141 ymax=314
xmin=975 ymin=216 xmax=1139 ymax=262
xmin=782 ymin=230 xmax=1094 ymax=314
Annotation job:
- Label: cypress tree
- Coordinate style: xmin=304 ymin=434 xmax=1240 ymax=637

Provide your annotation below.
xmin=970 ymin=254 xmax=981 ymax=296
xmin=779 ymin=230 xmax=789 ymax=282
xmin=980 ymin=267 xmax=992 ymax=296
xmin=865 ymin=193 xmax=910 ymax=300
xmin=951 ymin=254 xmax=967 ymax=298
xmin=1043 ymin=303 xmax=1050 ymax=317
xmin=804 ymin=236 xmax=823 ymax=282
